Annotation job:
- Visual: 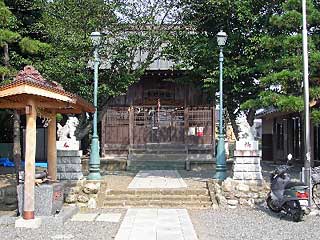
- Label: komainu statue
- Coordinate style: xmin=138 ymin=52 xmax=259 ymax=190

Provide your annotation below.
xmin=57 ymin=117 xmax=79 ymax=141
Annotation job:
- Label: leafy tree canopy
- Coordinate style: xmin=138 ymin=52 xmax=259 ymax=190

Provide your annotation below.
xmin=240 ymin=0 xmax=320 ymax=124
xmin=169 ymin=0 xmax=285 ymax=135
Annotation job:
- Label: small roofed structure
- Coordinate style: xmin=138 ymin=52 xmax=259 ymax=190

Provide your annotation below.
xmin=0 ymin=66 xmax=94 ymax=220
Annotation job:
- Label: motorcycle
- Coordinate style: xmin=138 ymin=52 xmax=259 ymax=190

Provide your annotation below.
xmin=266 ymin=155 xmax=310 ymax=222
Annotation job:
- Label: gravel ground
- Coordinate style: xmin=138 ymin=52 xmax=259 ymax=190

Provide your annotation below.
xmin=0 ymin=162 xmax=313 ymax=240
xmin=1 ymin=207 xmax=319 ymax=240
xmin=0 ymin=208 xmax=126 ymax=240
xmin=190 ymin=207 xmax=320 ymax=240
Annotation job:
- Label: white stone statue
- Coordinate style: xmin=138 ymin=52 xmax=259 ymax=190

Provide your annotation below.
xmin=57 ymin=117 xmax=79 ymax=141
xmin=236 ymin=113 xmax=255 ymax=141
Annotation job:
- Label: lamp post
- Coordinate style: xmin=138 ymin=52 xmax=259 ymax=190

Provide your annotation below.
xmin=214 ymin=30 xmax=228 ymax=181
xmin=302 ymin=0 xmax=312 ymax=206
xmin=88 ymin=31 xmax=102 ymax=180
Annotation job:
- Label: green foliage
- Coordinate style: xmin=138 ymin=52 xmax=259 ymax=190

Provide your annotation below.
xmin=19 ymin=37 xmax=50 ymax=54
xmin=276 ymin=95 xmax=304 ymax=112
xmin=0 ymin=29 xmax=20 ymax=46
xmin=0 ymin=0 xmax=17 ymax=28
xmin=310 ymin=87 xmax=320 ymax=99
xmin=312 ymin=110 xmax=320 ymax=124
xmin=240 ymin=0 xmax=320 ymax=118
xmin=56 ymin=113 xmax=63 ymax=123
xmin=173 ymin=0 xmax=285 ymax=125
xmin=1 ymin=0 xmax=50 ymax=82
xmin=0 ymin=1 xmax=21 ymax=47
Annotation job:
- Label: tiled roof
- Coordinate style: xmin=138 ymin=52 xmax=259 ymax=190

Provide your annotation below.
xmin=0 ymin=66 xmax=94 ymax=113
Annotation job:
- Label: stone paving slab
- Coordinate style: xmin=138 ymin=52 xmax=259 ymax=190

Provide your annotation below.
xmin=115 ymin=208 xmax=198 ymax=240
xmin=71 ymin=213 xmax=98 ymax=221
xmin=96 ymin=213 xmax=122 ymax=222
xmin=128 ymin=170 xmax=187 ymax=189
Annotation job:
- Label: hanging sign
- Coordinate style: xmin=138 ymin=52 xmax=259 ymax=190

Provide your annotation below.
xmin=197 ymin=127 xmax=204 ymax=137
xmin=188 ymin=127 xmax=196 ymax=136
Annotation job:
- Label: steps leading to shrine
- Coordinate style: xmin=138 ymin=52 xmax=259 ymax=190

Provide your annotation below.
xmin=127 ymin=144 xmax=215 ymax=170
xmin=127 ymin=144 xmax=187 ymax=170
xmin=127 ymin=160 xmax=186 ymax=171
xmin=100 ymin=189 xmax=212 ymax=209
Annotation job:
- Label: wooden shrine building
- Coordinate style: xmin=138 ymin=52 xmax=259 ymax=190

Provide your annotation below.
xmin=101 ymin=70 xmax=216 ymax=170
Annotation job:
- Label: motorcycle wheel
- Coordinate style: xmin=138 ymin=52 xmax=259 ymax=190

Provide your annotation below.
xmin=290 ymin=201 xmax=304 ymax=222
xmin=266 ymin=195 xmax=281 ymax=213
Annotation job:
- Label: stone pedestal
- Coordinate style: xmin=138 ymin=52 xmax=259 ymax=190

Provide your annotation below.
xmin=56 ymin=140 xmax=80 ymax=151
xmin=232 ymin=140 xmax=263 ymax=185
xmin=57 ymin=150 xmax=83 ymax=180
xmin=17 ymin=183 xmax=64 ymax=216
xmin=15 ymin=217 xmax=42 ymax=228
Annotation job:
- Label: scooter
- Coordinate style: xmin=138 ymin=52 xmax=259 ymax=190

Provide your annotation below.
xmin=266 ymin=154 xmax=310 ymax=222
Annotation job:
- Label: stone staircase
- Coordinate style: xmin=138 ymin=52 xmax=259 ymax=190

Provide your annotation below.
xmin=101 ymin=189 xmax=212 ymax=209
xmin=127 ymin=144 xmax=187 ymax=171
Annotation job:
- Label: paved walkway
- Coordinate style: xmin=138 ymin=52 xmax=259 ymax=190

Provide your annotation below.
xmin=118 ymin=171 xmax=196 ymax=239
xmin=128 ymin=170 xmax=187 ymax=189
xmin=115 ymin=208 xmax=198 ymax=240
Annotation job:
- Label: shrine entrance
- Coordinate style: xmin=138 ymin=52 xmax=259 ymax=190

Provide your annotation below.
xmin=134 ymin=106 xmax=185 ymax=144
xmin=102 ymin=105 xmax=214 ymax=155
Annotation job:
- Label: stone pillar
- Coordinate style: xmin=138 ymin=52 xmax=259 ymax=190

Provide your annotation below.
xmin=47 ymin=112 xmax=57 ymax=181
xmin=232 ymin=140 xmax=264 ymax=185
xmin=24 ymin=99 xmax=37 ymax=219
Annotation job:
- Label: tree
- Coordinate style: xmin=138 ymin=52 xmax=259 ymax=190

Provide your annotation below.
xmin=38 ymin=0 xmax=182 ymax=139
xmin=241 ymin=0 xmax=320 ymax=125
xmin=1 ymin=0 xmax=50 ymax=180
xmin=168 ymin=0 xmax=287 ymax=138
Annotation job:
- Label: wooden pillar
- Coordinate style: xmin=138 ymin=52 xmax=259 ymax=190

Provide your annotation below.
xmin=272 ymin=118 xmax=277 ymax=163
xmin=101 ymin=112 xmax=106 ymax=157
xmin=47 ymin=111 xmax=57 ymax=181
xmin=283 ymin=118 xmax=288 ymax=159
xmin=184 ymin=107 xmax=189 ymax=145
xmin=212 ymin=106 xmax=216 ymax=156
xmin=129 ymin=107 xmax=134 ymax=146
xmin=23 ymin=99 xmax=37 ymax=220
xmin=310 ymin=120 xmax=315 ymax=167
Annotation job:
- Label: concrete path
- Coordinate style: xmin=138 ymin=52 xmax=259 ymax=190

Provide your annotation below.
xmin=128 ymin=170 xmax=187 ymax=189
xmin=115 ymin=208 xmax=198 ymax=240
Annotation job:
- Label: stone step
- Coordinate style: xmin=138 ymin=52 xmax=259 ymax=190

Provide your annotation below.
xmin=104 ymin=194 xmax=211 ymax=201
xmin=133 ymin=143 xmax=187 ymax=150
xmin=130 ymin=149 xmax=187 ymax=154
xmin=102 ymin=200 xmax=212 ymax=208
xmin=106 ymin=189 xmax=209 ymax=195
xmin=187 ymin=154 xmax=214 ymax=161
xmin=127 ymin=160 xmax=186 ymax=171
xmin=129 ymin=154 xmax=187 ymax=161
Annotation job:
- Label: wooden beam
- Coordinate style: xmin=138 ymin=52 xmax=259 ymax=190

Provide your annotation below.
xmin=23 ymin=98 xmax=36 ymax=220
xmin=36 ymin=102 xmax=73 ymax=109
xmin=0 ymin=85 xmax=74 ymax=103
xmin=57 ymin=108 xmax=83 ymax=114
xmin=47 ymin=111 xmax=57 ymax=181
xmin=0 ymin=102 xmax=25 ymax=109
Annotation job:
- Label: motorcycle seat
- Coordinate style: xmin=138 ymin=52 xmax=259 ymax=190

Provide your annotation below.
xmin=285 ymin=181 xmax=306 ymax=189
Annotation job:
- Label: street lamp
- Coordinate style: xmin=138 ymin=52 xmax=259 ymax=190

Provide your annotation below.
xmin=215 ymin=30 xmax=228 ymax=181
xmin=88 ymin=31 xmax=102 ymax=180
xmin=302 ymin=0 xmax=312 ymax=206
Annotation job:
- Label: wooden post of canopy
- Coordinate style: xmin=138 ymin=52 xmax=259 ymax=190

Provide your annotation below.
xmin=47 ymin=111 xmax=57 ymax=181
xmin=23 ymin=98 xmax=37 ymax=220
xmin=0 ymin=66 xmax=95 ymax=222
